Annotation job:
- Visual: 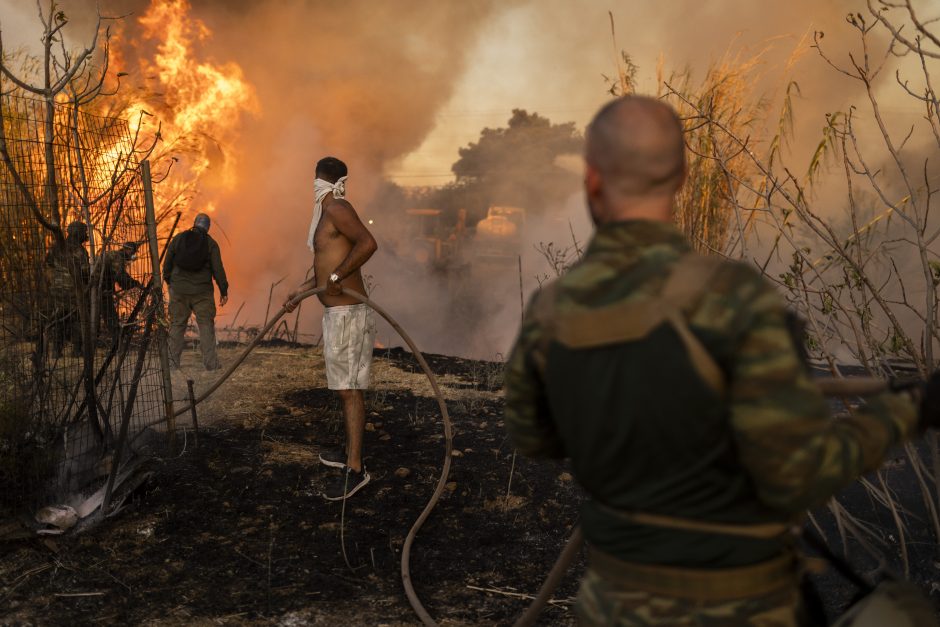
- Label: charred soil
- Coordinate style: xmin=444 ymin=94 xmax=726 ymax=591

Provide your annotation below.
xmin=1 ymin=345 xmax=583 ymax=625
xmin=4 ymin=345 xmax=938 ymax=625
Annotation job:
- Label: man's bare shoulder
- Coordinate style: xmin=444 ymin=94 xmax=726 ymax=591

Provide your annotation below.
xmin=321 ymin=197 xmax=374 ymax=244
xmin=324 ymin=197 xmax=357 ymax=216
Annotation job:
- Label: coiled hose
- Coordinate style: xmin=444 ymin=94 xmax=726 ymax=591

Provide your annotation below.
xmin=168 ymin=286 xmax=456 ymax=625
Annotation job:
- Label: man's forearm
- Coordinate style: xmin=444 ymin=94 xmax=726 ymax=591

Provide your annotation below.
xmin=117 ymin=269 xmax=139 ymax=290
xmin=333 ymin=240 xmax=377 ymax=281
xmin=296 ymin=276 xmax=318 ymax=292
xmin=210 ymin=246 xmax=228 ymax=295
xmin=162 ymin=252 xmax=174 ymax=283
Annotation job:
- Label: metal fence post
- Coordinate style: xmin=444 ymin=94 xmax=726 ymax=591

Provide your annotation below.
xmin=141 ymin=160 xmax=176 ymax=448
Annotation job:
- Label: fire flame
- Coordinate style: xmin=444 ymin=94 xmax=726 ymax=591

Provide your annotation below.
xmin=113 ymin=0 xmax=259 ymax=220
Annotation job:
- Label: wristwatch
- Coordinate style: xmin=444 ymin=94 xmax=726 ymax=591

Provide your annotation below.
xmin=329 ymin=272 xmax=341 ymax=284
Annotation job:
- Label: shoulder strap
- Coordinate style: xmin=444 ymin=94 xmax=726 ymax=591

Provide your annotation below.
xmin=661 ymin=253 xmax=727 ymax=394
xmin=546 ymin=252 xmax=727 ymax=394
xmin=664 ymin=309 xmax=727 ymax=395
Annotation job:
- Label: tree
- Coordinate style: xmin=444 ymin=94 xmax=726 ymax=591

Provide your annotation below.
xmin=434 ymin=109 xmax=582 ymax=224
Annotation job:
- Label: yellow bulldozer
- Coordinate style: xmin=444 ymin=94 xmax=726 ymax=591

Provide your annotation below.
xmin=473 ymin=205 xmax=526 ymax=266
xmin=391 ymin=204 xmax=527 ymax=293
xmin=397 ymin=208 xmax=460 ymax=271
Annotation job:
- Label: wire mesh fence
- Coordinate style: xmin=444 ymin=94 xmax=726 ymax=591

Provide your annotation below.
xmin=0 ymin=94 xmax=169 ymax=516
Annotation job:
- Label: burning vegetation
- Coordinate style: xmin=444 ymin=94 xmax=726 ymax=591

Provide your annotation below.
xmin=112 ymin=0 xmax=258 ymax=224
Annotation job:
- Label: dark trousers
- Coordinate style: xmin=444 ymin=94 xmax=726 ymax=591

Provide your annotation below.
xmin=168 ymin=288 xmax=220 ymax=370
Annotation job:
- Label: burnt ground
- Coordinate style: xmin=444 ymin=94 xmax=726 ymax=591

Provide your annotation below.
xmin=3 ymin=344 xmax=940 ymax=625
xmin=0 ymin=345 xmax=584 ymax=626
xmin=805 ymin=440 xmax=940 ymax=622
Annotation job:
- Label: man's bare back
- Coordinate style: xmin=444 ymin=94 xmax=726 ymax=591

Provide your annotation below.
xmin=313 ymin=196 xmax=371 ymax=307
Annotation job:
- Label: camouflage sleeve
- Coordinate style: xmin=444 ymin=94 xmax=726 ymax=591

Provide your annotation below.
xmin=725 ymin=268 xmax=919 ymax=514
xmin=209 ymin=239 xmax=229 ymax=297
xmin=504 ymin=290 xmax=565 ymax=459
xmin=114 ymin=257 xmax=141 ymax=290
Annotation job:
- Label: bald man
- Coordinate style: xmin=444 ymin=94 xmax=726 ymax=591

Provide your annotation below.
xmin=504 ymin=96 xmax=923 ymax=625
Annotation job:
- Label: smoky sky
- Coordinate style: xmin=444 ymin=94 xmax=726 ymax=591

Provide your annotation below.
xmin=2 ymin=0 xmax=934 ymax=359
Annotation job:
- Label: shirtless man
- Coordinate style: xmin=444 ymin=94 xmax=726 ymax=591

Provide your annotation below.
xmin=285 ymin=156 xmax=378 ymax=500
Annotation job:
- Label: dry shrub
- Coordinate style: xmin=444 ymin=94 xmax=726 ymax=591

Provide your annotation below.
xmin=663 ymin=48 xmax=788 ymax=256
xmin=597 ymin=4 xmax=940 ymax=574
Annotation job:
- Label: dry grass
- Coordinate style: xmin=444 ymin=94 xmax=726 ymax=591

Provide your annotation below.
xmin=166 ymin=344 xmax=501 ymax=435
xmin=661 ymin=44 xmax=805 ymax=258
xmin=168 ymin=346 xmax=325 ymax=431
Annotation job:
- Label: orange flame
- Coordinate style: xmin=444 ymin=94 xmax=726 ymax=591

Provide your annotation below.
xmin=112 ymin=0 xmax=258 ymax=219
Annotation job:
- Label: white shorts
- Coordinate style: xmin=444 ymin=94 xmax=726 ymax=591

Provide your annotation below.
xmin=322 ymin=303 xmax=376 ymax=390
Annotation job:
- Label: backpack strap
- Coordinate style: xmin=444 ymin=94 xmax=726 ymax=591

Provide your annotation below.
xmin=660 ymin=253 xmax=727 ymax=395
xmin=541 ymin=252 xmax=727 ymax=395
xmin=664 ymin=309 xmax=726 ymax=395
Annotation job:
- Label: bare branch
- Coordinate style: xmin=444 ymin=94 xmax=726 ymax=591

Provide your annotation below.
xmin=0 ymin=102 xmax=61 ymax=235
xmin=902 ymin=0 xmax=940 ymax=51
xmin=869 ymin=0 xmax=940 ymax=58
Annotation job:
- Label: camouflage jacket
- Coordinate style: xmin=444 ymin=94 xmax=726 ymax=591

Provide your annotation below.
xmin=45 ymin=238 xmax=89 ymax=298
xmin=504 ymin=220 xmax=918 ymax=568
xmin=163 ymin=229 xmax=228 ymax=298
xmin=98 ymin=250 xmax=143 ymax=294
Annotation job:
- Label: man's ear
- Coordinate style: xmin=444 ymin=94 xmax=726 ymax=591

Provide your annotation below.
xmin=585 ymin=163 xmax=604 ymax=197
xmin=584 ymin=163 xmax=605 ymax=223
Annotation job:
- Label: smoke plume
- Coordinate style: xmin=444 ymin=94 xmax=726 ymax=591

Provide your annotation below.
xmin=3 ymin=0 xmax=932 ymax=359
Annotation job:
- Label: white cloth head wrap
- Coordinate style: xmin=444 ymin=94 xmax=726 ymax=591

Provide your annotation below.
xmin=306 ymin=176 xmax=347 ymax=251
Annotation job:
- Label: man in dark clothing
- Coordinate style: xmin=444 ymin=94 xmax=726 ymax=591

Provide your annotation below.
xmin=45 ymin=221 xmax=90 ymax=357
xmin=503 ymin=96 xmax=938 ymax=625
xmin=98 ymin=242 xmax=143 ymax=345
xmin=163 ymin=213 xmax=228 ymax=370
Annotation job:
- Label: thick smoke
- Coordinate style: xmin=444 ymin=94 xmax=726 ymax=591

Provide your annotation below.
xmin=456 ymin=0 xmax=936 ymax=360
xmin=144 ymin=1 xmax=506 ymax=327
xmin=20 ymin=0 xmax=511 ymax=352
xmin=422 ymin=0 xmax=930 ymax=359
xmin=3 ymin=0 xmax=932 ymax=360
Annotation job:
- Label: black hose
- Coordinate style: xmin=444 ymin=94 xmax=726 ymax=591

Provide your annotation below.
xmin=513 ymin=525 xmax=583 ymax=627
